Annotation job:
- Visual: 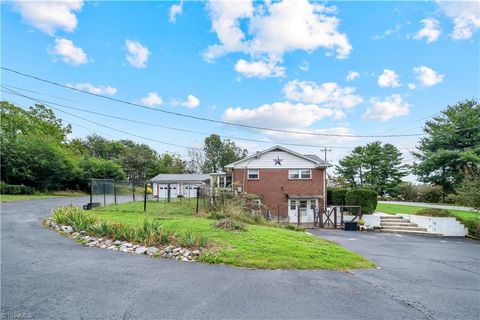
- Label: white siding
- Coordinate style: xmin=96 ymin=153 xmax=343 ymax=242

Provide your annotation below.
xmin=231 ymin=151 xmax=316 ymax=169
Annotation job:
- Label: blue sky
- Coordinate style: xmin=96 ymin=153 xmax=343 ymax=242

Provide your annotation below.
xmin=1 ymin=0 xmax=479 ymax=176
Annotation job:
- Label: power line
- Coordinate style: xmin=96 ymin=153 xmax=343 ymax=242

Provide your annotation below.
xmin=1 ymin=66 xmax=428 ymax=138
xmin=0 ymin=87 xmax=353 ymax=149
xmin=1 ymin=89 xmax=202 ymax=151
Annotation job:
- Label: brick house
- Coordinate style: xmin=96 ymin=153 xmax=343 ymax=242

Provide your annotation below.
xmin=215 ymin=146 xmax=330 ymax=223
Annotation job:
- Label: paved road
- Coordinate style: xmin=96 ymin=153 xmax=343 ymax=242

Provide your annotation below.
xmin=2 ymin=198 xmax=479 ymax=319
xmin=379 ymin=200 xmax=479 ymax=212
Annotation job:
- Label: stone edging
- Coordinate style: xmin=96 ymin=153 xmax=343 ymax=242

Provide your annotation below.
xmin=44 ymin=218 xmax=201 ymax=262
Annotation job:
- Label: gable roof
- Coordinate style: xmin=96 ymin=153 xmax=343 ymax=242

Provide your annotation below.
xmin=224 ymin=145 xmax=331 ymax=168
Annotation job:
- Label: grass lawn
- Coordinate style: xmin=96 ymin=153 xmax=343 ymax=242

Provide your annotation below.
xmin=1 ymin=191 xmax=86 ymax=202
xmin=91 ymin=200 xmax=374 ymax=270
xmin=376 ymin=203 xmax=480 ymax=238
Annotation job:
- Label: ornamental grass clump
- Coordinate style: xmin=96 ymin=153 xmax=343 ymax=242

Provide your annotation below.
xmin=177 ymin=231 xmax=208 ymax=248
xmin=52 ymin=207 xmax=98 ymax=232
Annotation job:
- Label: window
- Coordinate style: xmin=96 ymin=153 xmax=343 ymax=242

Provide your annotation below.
xmin=310 ymin=200 xmax=316 ymax=210
xmin=289 ymin=169 xmax=311 ymax=180
xmin=301 ymin=169 xmax=311 ymax=179
xmin=248 ymin=169 xmax=259 ymax=180
xmin=290 ymin=200 xmax=296 ymax=210
xmin=288 ymin=170 xmax=299 ymax=179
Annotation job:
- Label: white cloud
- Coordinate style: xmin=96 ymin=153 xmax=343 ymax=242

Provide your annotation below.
xmin=223 ymin=101 xmax=344 ymax=129
xmin=437 ymin=1 xmax=480 ymax=40
xmin=66 ymin=83 xmax=117 ymax=95
xmin=414 ymin=18 xmax=441 ymax=43
xmin=264 ymin=126 xmax=359 ymax=145
xmin=13 ymin=0 xmax=83 ymax=36
xmin=182 ymin=95 xmax=200 ymax=108
xmin=169 ymin=1 xmax=183 ymax=23
xmin=234 ymin=59 xmax=285 ymax=78
xmin=205 ymin=0 xmax=351 ymax=77
xmin=408 ymin=83 xmax=417 ymax=90
xmin=346 ymin=71 xmax=360 ymax=81
xmin=140 ymin=92 xmax=163 ymax=106
xmin=362 ymin=94 xmax=410 ymax=121
xmin=373 ymin=23 xmax=401 ymax=40
xmin=171 ymin=95 xmax=201 ymax=108
xmin=283 ymin=80 xmax=363 ymax=109
xmin=125 ymin=39 xmax=150 ymax=68
xmin=50 ymin=38 xmax=87 ymax=66
xmin=413 ymin=66 xmax=444 ymax=86
xmin=377 ymin=69 xmax=401 ymax=87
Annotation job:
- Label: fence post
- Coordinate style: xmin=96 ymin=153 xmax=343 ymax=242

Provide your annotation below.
xmin=334 ymin=206 xmax=337 ymax=228
xmin=113 ymin=180 xmax=117 ymax=204
xmin=103 ymin=182 xmax=106 ymax=207
xmin=132 ymin=182 xmax=136 ymax=202
xmin=277 ymin=204 xmax=280 ymax=223
xmin=167 ymin=183 xmax=171 ymax=203
xmin=143 ymin=182 xmax=147 ymax=212
xmin=297 ymin=205 xmax=300 ymax=226
xmin=89 ymin=180 xmax=93 ymax=205
xmin=320 ymin=207 xmax=323 ymax=228
xmin=195 ymin=187 xmax=200 ymax=215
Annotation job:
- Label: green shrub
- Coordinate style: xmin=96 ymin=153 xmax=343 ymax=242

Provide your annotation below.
xmin=331 ymin=188 xmax=349 ymax=206
xmin=0 ymin=182 xmax=34 ymax=195
xmin=461 ymin=218 xmax=480 ymax=239
xmin=416 ymin=208 xmax=450 ymax=217
xmin=345 ymin=189 xmax=378 ymax=215
xmin=283 ymin=224 xmax=305 ymax=232
xmin=417 ymin=185 xmax=443 ymax=203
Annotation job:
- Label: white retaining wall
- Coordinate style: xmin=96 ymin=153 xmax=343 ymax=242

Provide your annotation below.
xmin=362 ymin=214 xmax=381 ymax=229
xmin=399 ymin=214 xmax=468 ymax=237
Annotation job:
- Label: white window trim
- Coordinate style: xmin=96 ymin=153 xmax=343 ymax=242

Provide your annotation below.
xmin=288 ymin=169 xmax=312 ymax=180
xmin=247 ymin=169 xmax=259 ymax=180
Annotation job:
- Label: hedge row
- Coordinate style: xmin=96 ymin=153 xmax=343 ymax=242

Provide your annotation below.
xmin=0 ymin=181 xmax=35 ymax=195
xmin=328 ymin=187 xmax=378 ymax=215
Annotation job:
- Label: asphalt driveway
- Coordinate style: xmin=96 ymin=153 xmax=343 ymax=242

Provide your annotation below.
xmin=2 ymin=197 xmax=479 ymax=319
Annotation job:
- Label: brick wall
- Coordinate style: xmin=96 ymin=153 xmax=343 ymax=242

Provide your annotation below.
xmin=232 ymin=168 xmax=326 ymax=216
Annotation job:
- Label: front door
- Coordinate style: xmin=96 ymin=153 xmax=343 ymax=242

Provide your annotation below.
xmin=299 ymin=200 xmax=308 ymax=218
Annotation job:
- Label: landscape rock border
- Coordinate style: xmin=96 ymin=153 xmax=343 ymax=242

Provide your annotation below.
xmin=44 ymin=218 xmax=201 ymax=262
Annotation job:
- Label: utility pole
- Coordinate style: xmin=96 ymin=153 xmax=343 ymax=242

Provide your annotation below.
xmin=320 ymin=148 xmax=332 ymax=162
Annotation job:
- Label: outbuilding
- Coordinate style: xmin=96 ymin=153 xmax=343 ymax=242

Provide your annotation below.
xmin=150 ymin=174 xmax=211 ymax=199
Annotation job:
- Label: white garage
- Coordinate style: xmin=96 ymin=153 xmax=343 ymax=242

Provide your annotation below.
xmin=150 ymin=174 xmax=211 ymax=199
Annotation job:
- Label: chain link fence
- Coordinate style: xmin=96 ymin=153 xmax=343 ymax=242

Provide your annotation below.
xmin=84 ymin=179 xmax=153 ymax=210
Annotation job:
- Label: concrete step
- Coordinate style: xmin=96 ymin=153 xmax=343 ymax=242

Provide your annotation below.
xmin=379 ymin=215 xmax=403 ymax=219
xmin=380 ymin=229 xmax=443 ymax=236
xmin=381 ymin=226 xmax=427 ymax=232
xmin=380 ymin=222 xmax=418 ymax=227
xmin=380 ymin=218 xmax=411 ymax=223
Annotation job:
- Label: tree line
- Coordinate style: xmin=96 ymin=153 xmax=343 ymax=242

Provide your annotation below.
xmin=333 ymin=99 xmax=479 ymax=207
xmin=1 ymin=99 xmax=478 ymax=207
xmin=0 ymin=101 xmax=246 ymax=192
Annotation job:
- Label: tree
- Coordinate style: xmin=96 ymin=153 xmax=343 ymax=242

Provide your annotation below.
xmin=187 ymin=148 xmax=206 ymax=173
xmin=0 ymin=102 xmax=76 ymax=190
xmin=336 ymin=141 xmax=408 ymax=196
xmin=155 ymin=153 xmax=189 ymax=174
xmin=456 ymin=167 xmax=480 ymax=210
xmin=413 ymin=99 xmax=480 ymax=197
xmin=202 ymin=134 xmax=247 ymax=172
xmin=119 ymin=142 xmax=159 ymax=181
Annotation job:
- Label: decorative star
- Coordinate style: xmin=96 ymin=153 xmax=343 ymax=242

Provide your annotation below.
xmin=273 ymin=156 xmax=283 ymax=166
